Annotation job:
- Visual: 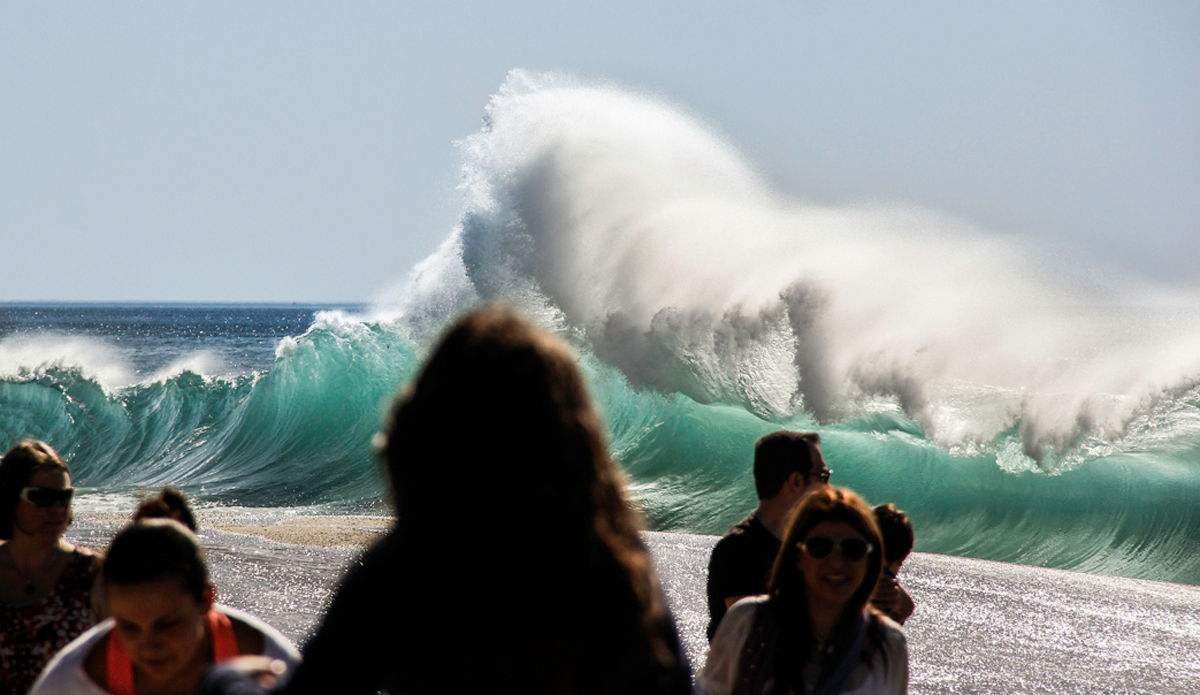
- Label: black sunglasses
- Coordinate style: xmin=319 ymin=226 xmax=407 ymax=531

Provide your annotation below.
xmin=808 ymin=468 xmax=832 ymax=484
xmin=798 ymin=535 xmax=873 ymax=561
xmin=19 ymin=486 xmax=75 ymax=508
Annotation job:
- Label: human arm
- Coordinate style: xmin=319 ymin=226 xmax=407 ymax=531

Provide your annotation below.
xmin=879 ymin=616 xmax=909 ymax=695
xmin=199 ymin=662 xmax=283 ymax=695
xmin=695 ymin=597 xmax=762 ymax=695
xmin=870 ymin=573 xmax=914 ymax=625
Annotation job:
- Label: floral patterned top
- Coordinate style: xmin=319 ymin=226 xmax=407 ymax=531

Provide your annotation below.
xmin=0 ymin=548 xmax=98 ymax=695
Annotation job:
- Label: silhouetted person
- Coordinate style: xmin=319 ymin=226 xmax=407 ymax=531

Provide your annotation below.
xmin=201 ymin=303 xmax=691 ymax=695
xmin=706 ymin=431 xmax=830 ymax=640
xmin=870 ymin=504 xmax=915 ymax=625
xmin=132 ymin=487 xmax=197 ymax=532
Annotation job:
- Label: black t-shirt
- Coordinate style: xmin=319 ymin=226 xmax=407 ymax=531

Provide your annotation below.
xmin=705 ymin=512 xmax=781 ymax=641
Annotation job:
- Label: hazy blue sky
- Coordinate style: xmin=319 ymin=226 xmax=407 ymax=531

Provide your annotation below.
xmin=2 ymin=1 xmax=1197 ymax=302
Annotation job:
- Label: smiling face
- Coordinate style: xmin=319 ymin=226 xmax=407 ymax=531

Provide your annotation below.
xmin=13 ymin=469 xmax=72 ymax=540
xmin=796 ymin=520 xmax=870 ymax=610
xmin=107 ymin=577 xmax=214 ymax=689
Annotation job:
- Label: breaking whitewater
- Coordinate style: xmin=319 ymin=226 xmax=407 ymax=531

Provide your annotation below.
xmin=8 ymin=71 xmax=1199 ymax=582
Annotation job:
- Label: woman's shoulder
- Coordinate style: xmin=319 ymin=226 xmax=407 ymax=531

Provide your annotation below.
xmin=864 ymin=612 xmax=908 ymax=695
xmin=868 ymin=610 xmax=908 ymax=667
xmin=28 ymin=620 xmax=113 ymax=695
xmin=728 ymin=594 xmax=770 ymax=614
xmin=56 ymin=546 xmax=102 ymax=593
xmin=874 ymin=613 xmax=906 ymax=645
xmin=696 ymin=596 xmax=770 ymax=695
xmin=71 ymin=545 xmax=101 ymax=565
xmin=217 ymin=604 xmax=302 ymax=665
xmin=707 ymin=596 xmax=770 ymax=655
xmin=711 ymin=595 xmax=769 ymax=639
xmin=62 ymin=545 xmax=101 ymax=576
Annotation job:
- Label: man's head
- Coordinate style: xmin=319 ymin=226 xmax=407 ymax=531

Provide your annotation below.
xmin=873 ymin=503 xmax=914 ymax=571
xmin=753 ymin=431 xmax=828 ymax=502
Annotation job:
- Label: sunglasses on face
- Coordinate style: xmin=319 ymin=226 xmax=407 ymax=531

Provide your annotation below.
xmin=19 ymin=486 xmax=75 ymax=508
xmin=808 ymin=469 xmax=832 ymax=484
xmin=798 ymin=535 xmax=873 ymax=561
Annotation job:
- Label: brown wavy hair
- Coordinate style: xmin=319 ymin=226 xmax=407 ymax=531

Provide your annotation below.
xmin=132 ymin=487 xmax=197 ymax=532
xmin=378 ymin=303 xmax=677 ymax=694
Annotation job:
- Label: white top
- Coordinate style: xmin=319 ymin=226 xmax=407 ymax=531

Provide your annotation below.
xmin=29 ymin=604 xmax=301 ymax=695
xmin=696 ymin=596 xmax=908 ymax=695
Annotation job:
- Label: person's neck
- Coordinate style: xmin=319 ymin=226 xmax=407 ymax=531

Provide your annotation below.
xmin=807 ymin=600 xmax=845 ymax=649
xmin=755 ymin=496 xmax=796 ymax=539
xmin=4 ymin=532 xmax=68 ymax=567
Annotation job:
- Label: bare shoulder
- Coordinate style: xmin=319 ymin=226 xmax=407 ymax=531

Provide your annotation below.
xmin=71 ymin=545 xmax=103 ymax=566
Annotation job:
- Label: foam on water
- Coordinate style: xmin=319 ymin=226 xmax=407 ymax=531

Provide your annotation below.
xmin=4 ymin=73 xmax=1200 ymax=588
xmin=0 ymin=333 xmax=136 ymax=389
xmin=407 ymin=70 xmax=1200 ymax=472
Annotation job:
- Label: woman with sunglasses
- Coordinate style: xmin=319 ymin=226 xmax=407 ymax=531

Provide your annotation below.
xmin=697 ymin=487 xmax=908 ymax=695
xmin=0 ymin=440 xmax=101 ymax=695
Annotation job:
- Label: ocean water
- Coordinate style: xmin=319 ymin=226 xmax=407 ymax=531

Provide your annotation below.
xmin=5 ymin=297 xmax=1200 ymax=589
xmin=4 ymin=71 xmax=1200 ymax=594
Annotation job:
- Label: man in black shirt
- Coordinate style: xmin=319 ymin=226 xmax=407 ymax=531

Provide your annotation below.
xmin=705 ymin=431 xmax=831 ymax=640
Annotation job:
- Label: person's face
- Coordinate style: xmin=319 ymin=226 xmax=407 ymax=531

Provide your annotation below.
xmin=796 ymin=520 xmax=870 ymax=609
xmin=108 ymin=578 xmax=213 ymax=687
xmin=13 ymin=469 xmax=72 ymax=540
xmin=802 ymin=445 xmax=832 ymax=493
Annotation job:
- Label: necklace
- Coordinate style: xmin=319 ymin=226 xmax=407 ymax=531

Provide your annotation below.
xmin=5 ymin=546 xmax=62 ymax=597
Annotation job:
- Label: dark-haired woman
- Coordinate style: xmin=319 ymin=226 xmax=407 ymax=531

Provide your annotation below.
xmin=0 ymin=440 xmax=101 ymax=695
xmin=697 ymin=488 xmax=908 ymax=695
xmin=202 ymin=303 xmax=691 ymax=695
xmin=30 ymin=519 xmax=299 ymax=695
xmin=132 ymin=487 xmax=197 ymax=532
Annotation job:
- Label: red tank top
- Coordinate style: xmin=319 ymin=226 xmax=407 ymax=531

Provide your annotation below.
xmin=105 ymin=609 xmax=239 ymax=695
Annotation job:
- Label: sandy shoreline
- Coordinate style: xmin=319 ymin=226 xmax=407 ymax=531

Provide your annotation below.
xmin=64 ymin=510 xmax=1200 ymax=693
xmin=212 ymin=516 xmax=393 ymax=548
xmin=70 ymin=511 xmax=393 ymax=550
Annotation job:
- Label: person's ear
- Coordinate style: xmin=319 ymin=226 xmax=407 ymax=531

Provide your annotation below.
xmin=790 ymin=471 xmax=806 ymax=492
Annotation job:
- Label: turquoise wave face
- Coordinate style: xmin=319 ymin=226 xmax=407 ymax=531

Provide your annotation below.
xmin=584 ymin=356 xmax=1200 ymax=586
xmin=0 ymin=316 xmax=422 ymax=509
xmin=3 ymin=313 xmax=1200 ymax=585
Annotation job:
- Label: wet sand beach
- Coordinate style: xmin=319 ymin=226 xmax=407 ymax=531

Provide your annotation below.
xmin=68 ymin=511 xmax=1200 ymax=694
xmin=214 ymin=516 xmax=391 ymax=548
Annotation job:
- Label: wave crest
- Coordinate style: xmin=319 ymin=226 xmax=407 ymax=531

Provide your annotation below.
xmin=407 ymin=69 xmax=1200 ymax=470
